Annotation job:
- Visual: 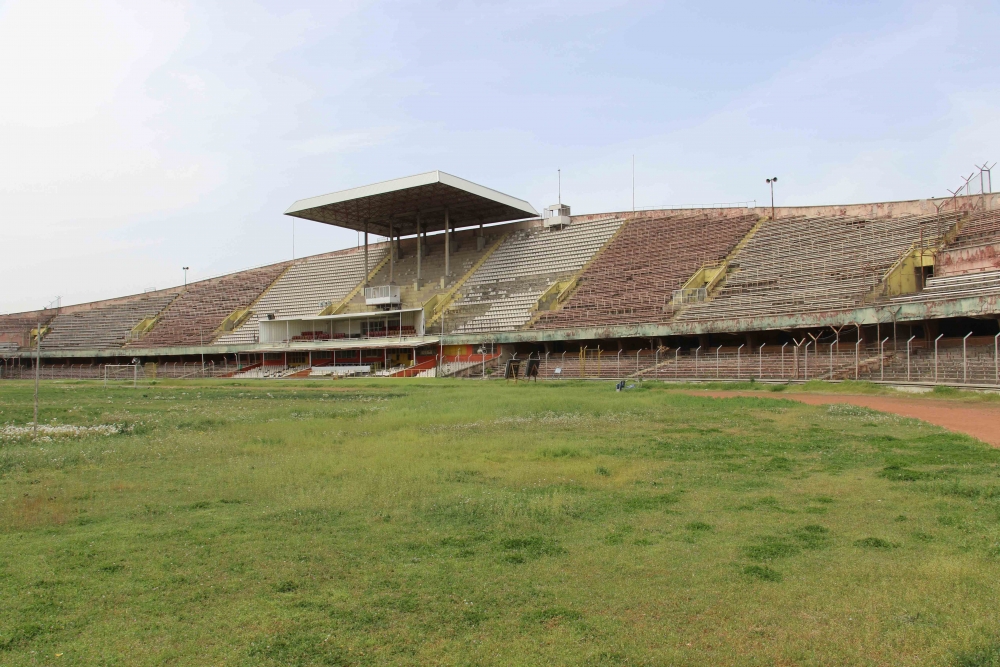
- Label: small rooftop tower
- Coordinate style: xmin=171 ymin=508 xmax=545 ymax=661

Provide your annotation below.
xmin=543 ymin=203 xmax=571 ymax=229
xmin=543 ymin=168 xmax=571 ymax=228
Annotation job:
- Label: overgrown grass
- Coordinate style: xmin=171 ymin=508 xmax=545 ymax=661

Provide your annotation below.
xmin=1 ymin=378 xmax=1000 ymax=665
xmin=659 ymin=378 xmax=1000 ymax=402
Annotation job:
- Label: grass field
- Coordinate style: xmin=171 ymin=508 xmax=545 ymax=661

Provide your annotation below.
xmin=3 ymin=378 xmax=1000 ymax=666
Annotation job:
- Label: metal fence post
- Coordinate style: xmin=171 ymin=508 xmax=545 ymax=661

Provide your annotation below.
xmin=880 ymin=337 xmax=888 ymax=381
xmin=617 ymin=349 xmax=622 ymax=380
xmin=963 ymin=331 xmax=973 ymax=384
xmin=737 ymin=344 xmax=744 ymax=379
xmin=855 ymin=339 xmax=861 ymax=380
xmin=804 ymin=341 xmax=811 ymax=380
xmin=759 ymin=343 xmax=765 ymax=379
xmin=715 ymin=345 xmax=721 ymax=378
xmin=906 ymin=335 xmax=916 ymax=382
xmin=695 ymin=346 xmax=701 ymax=379
xmin=781 ymin=342 xmax=787 ymax=378
xmin=934 ymin=333 xmax=944 ymax=383
xmin=829 ymin=342 xmax=834 ymax=379
xmin=675 ymin=347 xmax=680 ymax=379
xmin=995 ymin=332 xmax=999 ymax=385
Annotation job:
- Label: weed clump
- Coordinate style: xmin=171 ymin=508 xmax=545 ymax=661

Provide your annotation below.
xmin=792 ymin=524 xmax=831 ymax=549
xmin=742 ymin=537 xmax=800 ymax=561
xmin=878 ymin=465 xmax=934 ymax=482
xmin=499 ymin=535 xmax=566 ymax=563
xmin=275 ymin=580 xmax=299 ymax=593
xmin=743 ymin=565 xmax=783 ymax=582
xmin=952 ymin=642 xmax=1000 ymax=667
xmin=855 ymin=537 xmax=895 ymax=550
xmin=522 ymin=607 xmax=583 ymax=624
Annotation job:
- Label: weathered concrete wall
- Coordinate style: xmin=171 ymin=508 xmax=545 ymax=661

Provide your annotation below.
xmin=586 ymin=192 xmax=999 ymax=222
xmin=937 ymin=243 xmax=1000 ymax=277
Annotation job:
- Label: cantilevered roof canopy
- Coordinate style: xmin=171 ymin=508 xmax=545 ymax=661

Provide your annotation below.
xmin=284 ymin=171 xmax=538 ymax=237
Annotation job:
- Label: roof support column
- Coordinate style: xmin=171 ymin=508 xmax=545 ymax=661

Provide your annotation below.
xmin=389 ymin=219 xmax=395 ymax=284
xmin=444 ymin=206 xmax=451 ymax=282
xmin=416 ymin=212 xmax=422 ymax=288
xmin=364 ymin=221 xmax=369 ymax=287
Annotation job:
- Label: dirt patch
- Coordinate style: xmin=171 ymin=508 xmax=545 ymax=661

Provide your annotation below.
xmin=687 ymin=390 xmax=1000 ymax=447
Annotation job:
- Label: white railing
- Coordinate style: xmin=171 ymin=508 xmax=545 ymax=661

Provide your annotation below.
xmin=672 ymin=287 xmax=707 ymax=305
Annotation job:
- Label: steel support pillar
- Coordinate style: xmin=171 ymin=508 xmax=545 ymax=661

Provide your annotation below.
xmin=416 ymin=213 xmax=422 ymax=287
xmin=444 ymin=207 xmax=451 ymax=283
xmin=389 ymin=219 xmax=394 ymax=284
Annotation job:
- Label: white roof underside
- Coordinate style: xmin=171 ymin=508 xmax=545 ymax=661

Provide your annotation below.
xmin=283 ymin=171 xmax=538 ymax=236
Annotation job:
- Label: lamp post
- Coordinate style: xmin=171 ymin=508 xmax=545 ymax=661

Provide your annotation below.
xmin=183 ymin=267 xmax=189 ymax=287
xmin=766 ymin=177 xmax=778 ymax=220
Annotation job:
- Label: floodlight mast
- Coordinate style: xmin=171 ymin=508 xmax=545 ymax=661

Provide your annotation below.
xmin=765 ymin=177 xmax=778 ymax=220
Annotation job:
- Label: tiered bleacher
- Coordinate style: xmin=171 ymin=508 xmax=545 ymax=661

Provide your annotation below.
xmin=678 ymin=213 xmax=950 ymax=321
xmin=892 ymin=270 xmax=1000 ymax=303
xmin=217 ymin=245 xmax=386 ymax=345
xmin=133 ymin=262 xmax=290 ymax=347
xmin=42 ymin=292 xmax=179 ymax=349
xmin=534 ymin=212 xmax=758 ymax=329
xmin=0 ymin=311 xmax=54 ymax=351
xmin=947 ymin=209 xmax=1000 ymax=250
xmin=342 ymin=228 xmax=497 ymax=315
xmin=449 ymin=217 xmax=625 ymax=333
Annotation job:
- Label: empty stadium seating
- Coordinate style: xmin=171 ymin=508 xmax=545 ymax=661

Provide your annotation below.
xmin=449 ymin=217 xmax=625 ymax=333
xmin=42 ymin=292 xmax=179 ymax=349
xmin=948 ymin=209 xmax=1000 ymax=250
xmin=892 ymin=270 xmax=1000 ymax=303
xmin=133 ymin=262 xmax=290 ymax=347
xmin=678 ymin=213 xmax=950 ymax=321
xmin=3 ymin=198 xmax=999 ymax=390
xmin=217 ymin=245 xmax=386 ymax=345
xmin=534 ymin=212 xmax=758 ymax=329
xmin=341 ymin=229 xmax=499 ymax=318
xmin=0 ymin=312 xmax=54 ymax=350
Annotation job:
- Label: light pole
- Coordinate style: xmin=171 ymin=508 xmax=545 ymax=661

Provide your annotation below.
xmin=766 ymin=177 xmax=778 ymax=220
xmin=183 ymin=267 xmax=189 ymax=287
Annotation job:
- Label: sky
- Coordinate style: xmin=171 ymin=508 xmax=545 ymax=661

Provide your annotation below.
xmin=1 ymin=0 xmax=998 ymax=313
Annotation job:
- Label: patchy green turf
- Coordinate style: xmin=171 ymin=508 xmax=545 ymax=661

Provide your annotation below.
xmin=2 ymin=378 xmax=1000 ymax=666
xmin=663 ymin=378 xmax=1000 ymax=403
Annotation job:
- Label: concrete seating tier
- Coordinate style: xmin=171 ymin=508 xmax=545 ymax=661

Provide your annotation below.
xmin=343 ymin=228 xmax=502 ymax=323
xmin=679 ymin=213 xmax=941 ymax=321
xmin=217 ymin=245 xmax=386 ymax=345
xmin=0 ymin=312 xmax=55 ymax=350
xmin=892 ymin=270 xmax=1000 ymax=303
xmin=535 ymin=212 xmax=758 ymax=329
xmin=42 ymin=292 xmax=179 ymax=349
xmin=452 ymin=291 xmax=546 ymax=333
xmin=949 ymin=210 xmax=1000 ymax=249
xmin=449 ymin=217 xmax=625 ymax=333
xmin=134 ymin=262 xmax=290 ymax=347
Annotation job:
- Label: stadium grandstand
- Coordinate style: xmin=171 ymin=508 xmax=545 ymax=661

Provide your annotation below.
xmin=3 ymin=170 xmax=999 ymax=386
